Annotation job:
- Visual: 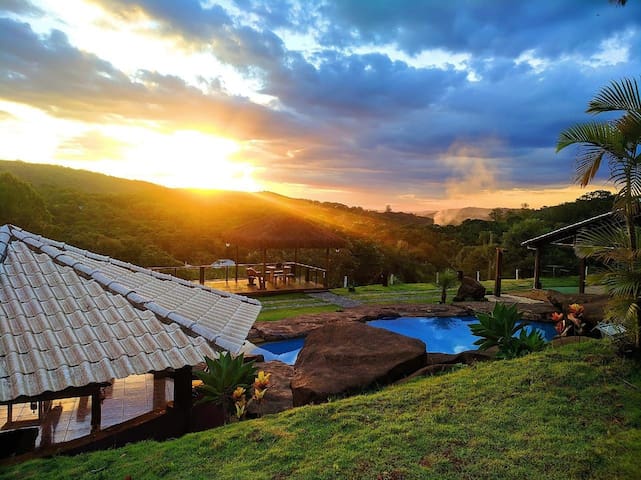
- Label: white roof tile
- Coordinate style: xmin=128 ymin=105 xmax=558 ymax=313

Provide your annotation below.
xmin=0 ymin=225 xmax=260 ymax=402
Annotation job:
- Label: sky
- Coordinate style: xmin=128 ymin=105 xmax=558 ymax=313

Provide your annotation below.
xmin=1 ymin=0 xmax=640 ymax=212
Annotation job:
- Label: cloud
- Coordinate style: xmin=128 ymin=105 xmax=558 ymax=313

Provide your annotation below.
xmin=55 ymin=130 xmax=129 ymax=160
xmin=0 ymin=0 xmax=43 ymax=16
xmin=0 ymin=110 xmax=15 ymax=121
xmin=316 ymin=1 xmax=641 ymax=60
xmin=0 ymin=18 xmax=305 ymax=141
xmin=2 ymin=1 xmax=640 ymax=211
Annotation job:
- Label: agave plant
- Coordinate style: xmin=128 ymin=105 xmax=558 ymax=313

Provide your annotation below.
xmin=195 ymin=352 xmax=257 ymax=422
xmin=470 ymin=303 xmax=545 ymax=359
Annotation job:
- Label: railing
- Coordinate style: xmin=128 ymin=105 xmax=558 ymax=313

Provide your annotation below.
xmin=149 ymin=262 xmax=327 ymax=288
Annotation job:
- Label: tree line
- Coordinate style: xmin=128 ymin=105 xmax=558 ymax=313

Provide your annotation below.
xmin=0 ymin=161 xmax=614 ymax=287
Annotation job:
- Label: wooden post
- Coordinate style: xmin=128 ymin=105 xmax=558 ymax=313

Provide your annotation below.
xmin=324 ymin=247 xmax=330 ymax=288
xmin=262 ymin=248 xmax=267 ymax=289
xmin=153 ymin=372 xmax=167 ymax=410
xmin=173 ymin=366 xmax=193 ymax=433
xmin=199 ymin=266 xmax=205 ymax=285
xmin=579 ymin=257 xmax=586 ymax=294
xmin=494 ymin=248 xmax=503 ymax=297
xmin=532 ymin=247 xmax=540 ymax=288
xmin=235 ymin=245 xmax=239 ymax=283
xmin=91 ymin=388 xmax=102 ymax=433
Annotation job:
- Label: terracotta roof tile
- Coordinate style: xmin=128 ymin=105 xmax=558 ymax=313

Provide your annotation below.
xmin=0 ymin=225 xmax=259 ymax=403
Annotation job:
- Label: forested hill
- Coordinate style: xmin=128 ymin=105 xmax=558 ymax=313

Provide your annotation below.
xmin=0 ymin=160 xmax=615 ymax=285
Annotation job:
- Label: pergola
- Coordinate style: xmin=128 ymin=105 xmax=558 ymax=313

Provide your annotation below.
xmin=521 ymin=211 xmax=618 ymax=292
xmin=224 ymin=215 xmax=347 ymax=288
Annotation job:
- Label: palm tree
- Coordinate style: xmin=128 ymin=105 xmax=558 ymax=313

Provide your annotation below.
xmin=557 ymin=77 xmax=641 ymax=250
xmin=559 ymin=77 xmax=641 ymax=348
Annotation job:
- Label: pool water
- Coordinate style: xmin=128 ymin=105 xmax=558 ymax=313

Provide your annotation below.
xmin=251 ymin=316 xmax=557 ymax=365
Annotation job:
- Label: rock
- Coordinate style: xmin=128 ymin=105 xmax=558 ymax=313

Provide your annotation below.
xmin=248 ymin=361 xmax=294 ymax=416
xmin=400 ymin=350 xmax=494 ymax=382
xmin=291 ymin=322 xmax=426 ymax=406
xmin=453 ymin=276 xmax=487 ymax=302
xmin=545 ymin=291 xmax=609 ymax=329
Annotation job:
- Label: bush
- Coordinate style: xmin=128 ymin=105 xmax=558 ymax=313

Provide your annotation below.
xmin=470 ymin=302 xmax=546 ymax=359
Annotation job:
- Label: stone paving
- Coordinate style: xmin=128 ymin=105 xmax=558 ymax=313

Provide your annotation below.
xmin=305 ymin=291 xmax=363 ymax=308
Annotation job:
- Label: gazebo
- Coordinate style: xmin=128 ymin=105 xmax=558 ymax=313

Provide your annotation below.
xmin=224 ymin=215 xmax=347 ymax=289
xmin=0 ymin=224 xmax=261 ymax=456
xmin=521 ymin=211 xmax=618 ymax=292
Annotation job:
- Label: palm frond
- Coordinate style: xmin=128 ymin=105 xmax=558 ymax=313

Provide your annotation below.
xmin=602 ymin=268 xmax=641 ymax=299
xmin=557 ymin=122 xmax=620 ymax=152
xmin=587 ymin=77 xmax=641 ymax=114
xmin=574 ymin=222 xmax=630 ymax=262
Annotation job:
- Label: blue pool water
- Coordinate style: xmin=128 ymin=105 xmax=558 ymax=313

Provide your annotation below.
xmin=251 ymin=317 xmax=557 ymax=365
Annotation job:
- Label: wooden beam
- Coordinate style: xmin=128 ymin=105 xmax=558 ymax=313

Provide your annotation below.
xmin=1 ymin=382 xmax=110 ymax=406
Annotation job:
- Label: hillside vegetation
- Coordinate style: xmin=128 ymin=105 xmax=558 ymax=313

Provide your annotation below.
xmin=2 ymin=341 xmax=640 ymax=480
xmin=0 ymin=161 xmax=615 ymax=286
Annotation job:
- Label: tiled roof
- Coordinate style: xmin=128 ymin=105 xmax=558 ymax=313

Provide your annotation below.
xmin=0 ymin=225 xmax=261 ymax=403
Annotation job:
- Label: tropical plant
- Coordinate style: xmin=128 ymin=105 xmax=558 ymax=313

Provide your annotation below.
xmin=557 ymin=77 xmax=641 ymax=250
xmin=559 ymin=77 xmax=641 ymax=349
xmin=438 ymin=269 xmax=458 ymax=304
xmin=195 ymin=352 xmax=257 ymax=422
xmin=552 ymin=303 xmax=586 ymax=337
xmin=575 ymin=222 xmax=641 ymax=347
xmin=470 ymin=302 xmax=546 ymax=359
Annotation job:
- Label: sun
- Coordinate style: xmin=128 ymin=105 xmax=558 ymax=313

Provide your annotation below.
xmin=125 ymin=130 xmax=261 ymax=192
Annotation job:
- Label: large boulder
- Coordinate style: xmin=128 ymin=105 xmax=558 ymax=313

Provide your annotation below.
xmin=291 ymin=322 xmax=426 ymax=406
xmin=453 ymin=276 xmax=487 ymax=302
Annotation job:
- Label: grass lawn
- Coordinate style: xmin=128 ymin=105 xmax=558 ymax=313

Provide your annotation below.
xmin=253 ymin=277 xmax=589 ymax=321
xmin=4 ymin=340 xmax=640 ymax=480
xmin=257 ymin=293 xmax=339 ymax=322
xmin=330 ymin=277 xmax=583 ymax=305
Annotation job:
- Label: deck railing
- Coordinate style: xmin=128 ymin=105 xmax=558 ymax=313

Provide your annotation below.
xmin=149 ymin=262 xmax=327 ymax=289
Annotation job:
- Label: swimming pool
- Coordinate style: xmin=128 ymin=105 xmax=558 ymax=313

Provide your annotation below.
xmin=251 ymin=316 xmax=557 ymax=365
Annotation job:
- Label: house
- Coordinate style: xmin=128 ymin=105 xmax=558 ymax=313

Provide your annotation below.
xmin=0 ymin=225 xmax=261 ymax=455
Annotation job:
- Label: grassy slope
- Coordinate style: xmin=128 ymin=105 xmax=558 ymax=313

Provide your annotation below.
xmin=4 ymin=341 xmax=640 ymax=480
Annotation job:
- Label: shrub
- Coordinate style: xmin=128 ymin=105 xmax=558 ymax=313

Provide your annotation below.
xmin=195 ymin=352 xmax=257 ymax=422
xmin=470 ymin=302 xmax=546 ymax=359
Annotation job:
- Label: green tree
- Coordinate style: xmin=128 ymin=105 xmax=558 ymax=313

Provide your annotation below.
xmin=0 ymin=172 xmax=51 ymax=230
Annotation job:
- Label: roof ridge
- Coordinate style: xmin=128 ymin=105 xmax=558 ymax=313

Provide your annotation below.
xmin=0 ymin=224 xmax=11 ymax=263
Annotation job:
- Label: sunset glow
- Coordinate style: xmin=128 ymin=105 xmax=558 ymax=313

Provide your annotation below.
xmin=1 ymin=1 xmax=640 ymax=210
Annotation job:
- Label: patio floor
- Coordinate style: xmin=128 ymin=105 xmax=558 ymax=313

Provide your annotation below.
xmin=205 ymin=278 xmax=325 ymax=295
xmin=0 ymin=374 xmax=173 ymax=448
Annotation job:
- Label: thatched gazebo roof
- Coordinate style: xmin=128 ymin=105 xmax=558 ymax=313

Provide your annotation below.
xmin=225 ymin=215 xmax=347 ymax=249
